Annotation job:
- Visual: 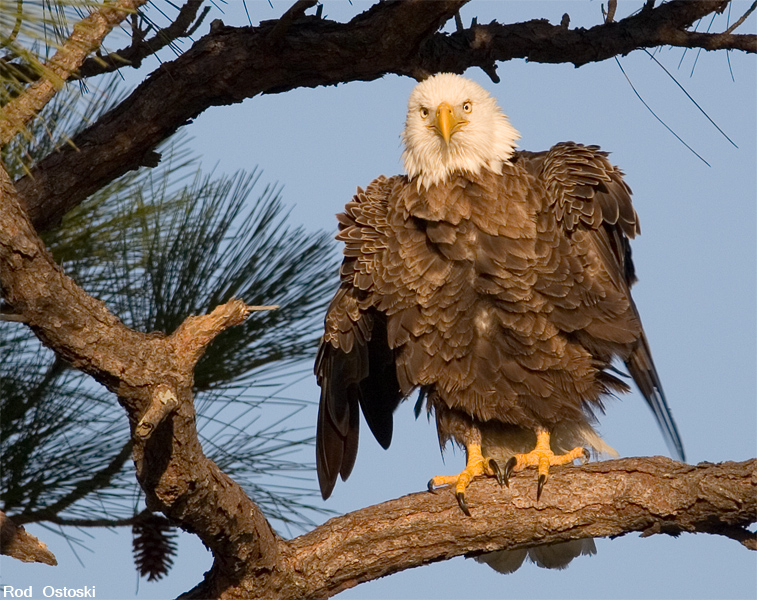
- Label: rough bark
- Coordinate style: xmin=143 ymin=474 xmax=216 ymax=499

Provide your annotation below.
xmin=282 ymin=458 xmax=757 ymax=600
xmin=14 ymin=0 xmax=755 ymax=232
xmin=0 ymin=512 xmax=57 ymax=566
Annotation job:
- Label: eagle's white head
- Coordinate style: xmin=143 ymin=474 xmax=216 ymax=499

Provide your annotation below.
xmin=401 ymin=73 xmax=520 ymax=190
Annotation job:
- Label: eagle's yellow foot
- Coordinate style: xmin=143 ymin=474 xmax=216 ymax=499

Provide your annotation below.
xmin=427 ymin=443 xmax=497 ymax=516
xmin=502 ymin=429 xmax=589 ymax=500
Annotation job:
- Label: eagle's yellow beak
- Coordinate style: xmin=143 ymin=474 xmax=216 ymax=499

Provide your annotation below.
xmin=435 ymin=102 xmax=459 ymax=145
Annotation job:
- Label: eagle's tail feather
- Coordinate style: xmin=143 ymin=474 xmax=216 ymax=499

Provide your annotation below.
xmin=625 ymin=330 xmax=686 ymax=462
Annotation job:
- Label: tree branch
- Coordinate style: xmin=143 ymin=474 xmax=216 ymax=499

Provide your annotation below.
xmin=26 ymin=515 xmax=140 ymax=528
xmin=77 ymin=0 xmax=211 ymax=78
xmin=180 ymin=457 xmax=756 ymax=600
xmin=14 ymin=0 xmax=754 ymax=232
xmin=0 ymin=511 xmax=57 ymax=565
xmin=726 ymin=0 xmax=757 ymax=34
xmin=0 ymin=0 xmax=149 ymax=146
xmin=0 ymin=0 xmax=209 ymax=84
xmin=14 ymin=0 xmax=464 ymax=231
xmin=286 ymin=458 xmax=755 ymax=596
xmin=0 ymin=162 xmax=279 ymax=582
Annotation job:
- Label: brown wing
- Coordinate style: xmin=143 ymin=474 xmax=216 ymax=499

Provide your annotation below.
xmin=514 ymin=142 xmax=685 ymax=461
xmin=315 ymin=177 xmax=404 ymax=499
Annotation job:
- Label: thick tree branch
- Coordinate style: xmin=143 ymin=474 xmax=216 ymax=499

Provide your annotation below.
xmin=281 ymin=458 xmax=756 ymax=600
xmin=423 ymin=0 xmax=754 ymax=72
xmin=180 ymin=457 xmax=756 ymax=600
xmin=19 ymin=0 xmax=754 ymax=232
xmin=0 ymin=163 xmax=279 ymax=582
xmin=0 ymin=0 xmax=149 ymax=145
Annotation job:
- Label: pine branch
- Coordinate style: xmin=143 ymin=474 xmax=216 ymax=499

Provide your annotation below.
xmin=1 ymin=163 xmax=279 ymax=573
xmin=3 ymin=105 xmax=333 ymax=529
xmin=0 ymin=0 xmax=149 ymax=145
xmin=10 ymin=0 xmax=464 ymax=231
xmin=33 ymin=515 xmax=139 ymax=528
xmin=76 ymin=0 xmax=210 ymax=77
xmin=12 ymin=440 xmax=132 ymax=526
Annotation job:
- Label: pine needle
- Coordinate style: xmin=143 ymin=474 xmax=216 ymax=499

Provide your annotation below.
xmin=614 ymin=56 xmax=710 ymax=167
xmin=644 ymin=49 xmax=738 ymax=148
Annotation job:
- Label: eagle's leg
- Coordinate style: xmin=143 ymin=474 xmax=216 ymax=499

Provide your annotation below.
xmin=502 ymin=428 xmax=589 ymax=500
xmin=427 ymin=442 xmax=498 ymax=516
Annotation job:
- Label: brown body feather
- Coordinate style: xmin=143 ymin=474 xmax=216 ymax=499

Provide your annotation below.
xmin=316 ymin=142 xmax=684 ymax=500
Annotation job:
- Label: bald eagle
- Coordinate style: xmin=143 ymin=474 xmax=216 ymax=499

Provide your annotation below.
xmin=315 ymin=74 xmax=684 ymax=524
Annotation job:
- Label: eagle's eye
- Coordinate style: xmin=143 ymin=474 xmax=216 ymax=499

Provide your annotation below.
xmin=462 ymin=101 xmax=473 ymax=114
xmin=420 ymin=107 xmax=429 ymax=119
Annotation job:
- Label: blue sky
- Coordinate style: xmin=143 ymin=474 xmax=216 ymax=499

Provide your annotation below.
xmin=3 ymin=2 xmax=756 ymax=598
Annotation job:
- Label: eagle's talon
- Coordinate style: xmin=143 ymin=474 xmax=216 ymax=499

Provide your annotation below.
xmin=580 ymin=448 xmax=590 ymax=464
xmin=456 ymin=491 xmax=471 ymax=516
xmin=537 ymin=473 xmax=546 ymax=500
xmin=489 ymin=458 xmax=504 ymax=486
xmin=429 ymin=443 xmax=496 ymax=514
xmin=427 ymin=479 xmax=436 ymax=493
xmin=503 ymin=456 xmax=517 ymax=487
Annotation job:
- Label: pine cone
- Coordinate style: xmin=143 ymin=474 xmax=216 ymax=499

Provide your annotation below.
xmin=132 ymin=510 xmax=178 ymax=581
